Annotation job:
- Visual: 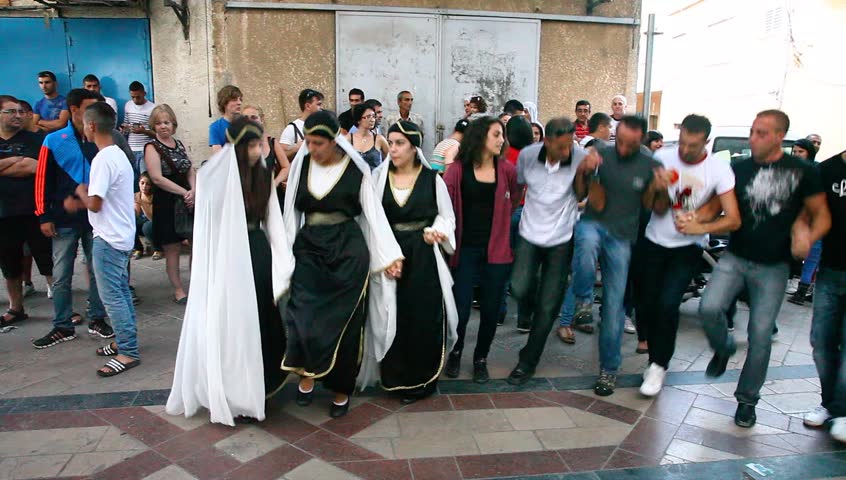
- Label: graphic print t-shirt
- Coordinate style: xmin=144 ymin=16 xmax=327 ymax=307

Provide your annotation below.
xmin=819 ymin=154 xmax=846 ymax=271
xmin=728 ymin=155 xmax=823 ymax=264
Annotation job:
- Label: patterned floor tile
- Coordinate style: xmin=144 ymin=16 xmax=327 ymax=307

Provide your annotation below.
xmin=176 ymin=447 xmax=241 ymax=480
xmin=585 ymin=399 xmax=642 ymax=425
xmin=154 ymin=423 xmax=236 ymax=461
xmin=535 ymin=425 xmax=632 ymax=450
xmin=294 ymin=430 xmax=381 ymax=462
xmin=448 ymin=394 xmax=494 ymax=411
xmin=619 ymin=417 xmax=679 ymax=459
xmin=644 ymin=387 xmax=697 ymax=425
xmin=502 ymin=407 xmax=576 ymax=430
xmin=351 ymin=437 xmax=396 ymax=459
xmin=59 ymin=450 xmax=140 ymax=477
xmin=0 ymin=454 xmax=71 ymax=479
xmin=401 ymin=395 xmax=454 ymax=413
xmin=323 ymin=402 xmax=392 ymax=437
xmin=222 ymin=445 xmax=311 ymax=480
xmin=335 ymin=459 xmax=413 ymax=480
xmin=456 ymin=451 xmax=567 ymax=478
xmin=258 ymin=411 xmax=319 ymax=443
xmin=392 ymin=431 xmax=480 ymax=459
xmin=89 ymin=450 xmax=171 ymax=480
xmin=350 ymin=415 xmax=400 ymax=439
xmin=409 ymin=457 xmax=462 ymax=480
xmin=665 ymin=439 xmax=743 ymax=462
xmin=283 ymin=458 xmax=361 ymax=480
xmin=142 ymin=464 xmax=199 ymax=480
xmin=683 ymin=408 xmax=788 ymax=437
xmin=604 ymin=449 xmax=661 ymax=469
xmin=557 ymin=446 xmax=616 ymax=472
xmin=213 ymin=426 xmax=284 ymax=463
xmin=0 ymin=410 xmax=108 ymax=432
xmin=473 ymin=430 xmax=543 ymax=454
xmin=0 ymin=426 xmax=108 ymax=456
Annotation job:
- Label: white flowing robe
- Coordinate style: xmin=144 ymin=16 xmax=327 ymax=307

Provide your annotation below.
xmin=356 ymin=149 xmax=460 ymax=389
xmin=166 ymin=145 xmax=293 ymax=426
xmin=282 ymin=136 xmax=404 ymax=385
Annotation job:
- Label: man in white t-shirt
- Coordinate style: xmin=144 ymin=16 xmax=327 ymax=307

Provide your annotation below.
xmin=122 ymin=81 xmax=156 ymax=180
xmin=608 ymin=95 xmax=626 ymax=144
xmin=64 ymin=101 xmax=140 ymax=378
xmin=280 ymin=89 xmax=323 ymax=160
xmin=637 ymin=114 xmax=741 ymax=397
xmin=82 ymin=74 xmax=118 ymax=113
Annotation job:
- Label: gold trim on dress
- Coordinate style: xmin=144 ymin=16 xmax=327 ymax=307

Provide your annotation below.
xmin=280 ymin=274 xmax=369 ymax=380
xmin=381 ymin=301 xmax=447 ymax=392
xmin=388 ymin=164 xmax=423 ymax=208
xmin=307 ymin=154 xmax=350 ymax=201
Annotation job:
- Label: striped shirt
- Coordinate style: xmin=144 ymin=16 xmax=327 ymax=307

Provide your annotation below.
xmin=430 ymin=138 xmax=459 ymax=173
xmin=123 ymin=100 xmax=156 ymax=152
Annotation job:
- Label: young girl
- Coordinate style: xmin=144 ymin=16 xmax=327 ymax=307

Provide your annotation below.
xmin=282 ymin=111 xmax=402 ymax=418
xmin=167 ymin=117 xmax=293 ymax=426
xmin=370 ymin=121 xmax=457 ymax=403
xmin=133 ymin=173 xmax=160 ymax=259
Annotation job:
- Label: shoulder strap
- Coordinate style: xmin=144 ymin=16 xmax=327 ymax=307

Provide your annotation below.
xmin=289 ymin=122 xmax=303 ymax=142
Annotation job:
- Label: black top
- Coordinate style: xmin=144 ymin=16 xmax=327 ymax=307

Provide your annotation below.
xmin=382 ymin=166 xmax=438 ymax=225
xmin=0 ymin=130 xmax=43 ymax=218
xmin=819 ymin=153 xmax=846 ymax=271
xmin=295 ymin=154 xmax=363 ymax=218
xmin=729 ymin=154 xmax=824 ymax=264
xmin=338 ymin=109 xmax=354 ymax=132
xmin=461 ymin=162 xmax=496 ymax=247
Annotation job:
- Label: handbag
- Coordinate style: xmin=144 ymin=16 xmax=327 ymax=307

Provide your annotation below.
xmin=152 ymin=142 xmax=194 ymax=238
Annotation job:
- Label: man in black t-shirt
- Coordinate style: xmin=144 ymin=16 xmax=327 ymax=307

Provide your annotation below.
xmin=0 ymin=95 xmax=52 ymax=326
xmin=804 ymin=149 xmax=846 ymax=442
xmin=696 ymin=110 xmax=831 ymax=429
xmin=338 ymin=88 xmax=364 ymax=135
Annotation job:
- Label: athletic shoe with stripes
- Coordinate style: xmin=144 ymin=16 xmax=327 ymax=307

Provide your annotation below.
xmin=32 ymin=328 xmax=76 ymax=349
xmin=88 ymin=319 xmax=115 ymax=339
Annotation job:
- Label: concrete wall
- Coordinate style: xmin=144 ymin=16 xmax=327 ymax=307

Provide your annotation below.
xmin=218 ymin=0 xmax=642 ymax=138
xmin=3 ymin=0 xmax=641 ymax=157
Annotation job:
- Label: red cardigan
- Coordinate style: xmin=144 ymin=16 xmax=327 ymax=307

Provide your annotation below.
xmin=444 ymin=159 xmax=521 ymax=267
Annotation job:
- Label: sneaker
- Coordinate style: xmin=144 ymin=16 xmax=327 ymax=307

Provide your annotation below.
xmin=785 ymin=278 xmax=800 ymax=294
xmin=624 ymin=316 xmax=636 ymax=334
xmin=445 ymin=351 xmax=461 ymax=378
xmin=516 ymin=316 xmax=532 ymax=333
xmin=735 ymin=403 xmax=756 ymax=428
xmin=594 ymin=370 xmax=617 ymax=396
xmin=88 ymin=319 xmax=115 ymax=339
xmin=831 ymin=418 xmax=846 ymax=443
xmin=22 ymin=282 xmax=36 ymax=298
xmin=804 ymin=405 xmax=832 ymax=427
xmin=32 ymin=327 xmax=76 ymax=349
xmin=47 ymin=283 xmax=53 ymax=299
xmin=639 ymin=363 xmax=666 ymax=397
xmin=472 ymin=358 xmax=490 ymax=384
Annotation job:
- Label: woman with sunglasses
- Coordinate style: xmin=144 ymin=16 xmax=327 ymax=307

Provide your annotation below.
xmin=347 ymin=104 xmax=389 ymax=170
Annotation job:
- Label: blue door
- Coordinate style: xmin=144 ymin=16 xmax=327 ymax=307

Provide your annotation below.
xmin=0 ymin=17 xmax=152 ymax=122
xmin=1 ymin=18 xmax=71 ymax=107
xmin=64 ymin=18 xmax=153 ymax=121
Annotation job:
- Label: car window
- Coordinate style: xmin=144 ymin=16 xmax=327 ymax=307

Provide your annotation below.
xmin=712 ymin=137 xmax=795 ymax=164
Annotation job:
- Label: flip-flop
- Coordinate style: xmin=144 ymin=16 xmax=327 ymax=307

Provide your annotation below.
xmin=97 ymin=358 xmax=141 ymax=377
xmin=96 ymin=343 xmax=119 ymax=357
xmin=173 ymin=296 xmax=188 ymax=305
xmin=0 ymin=309 xmax=28 ymax=327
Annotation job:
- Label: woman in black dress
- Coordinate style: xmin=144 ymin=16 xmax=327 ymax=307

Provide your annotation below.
xmin=144 ymin=104 xmax=194 ymax=304
xmin=282 ymin=111 xmax=403 ymax=418
xmin=167 ymin=117 xmax=292 ymax=426
xmin=374 ymin=121 xmax=458 ymax=403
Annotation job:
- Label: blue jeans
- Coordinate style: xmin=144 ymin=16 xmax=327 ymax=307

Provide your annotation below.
xmin=810 ymin=268 xmax=846 ymax=417
xmin=801 ymin=240 xmax=823 ymax=285
xmin=92 ymin=238 xmax=139 ymax=359
xmin=570 ymin=220 xmax=632 ymax=373
xmin=52 ymin=228 xmax=107 ymax=330
xmin=452 ymin=246 xmax=511 ymax=360
xmin=699 ymin=252 xmax=789 ymax=406
xmin=559 ymin=282 xmax=576 ymax=327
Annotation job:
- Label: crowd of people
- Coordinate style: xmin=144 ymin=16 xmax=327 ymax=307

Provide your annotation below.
xmin=1 ymin=73 xmax=845 ymax=446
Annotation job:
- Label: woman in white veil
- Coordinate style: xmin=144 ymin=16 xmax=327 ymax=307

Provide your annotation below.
xmin=365 ymin=121 xmax=458 ymax=403
xmin=166 ymin=117 xmax=293 ymax=426
xmin=281 ymin=111 xmax=403 ymax=418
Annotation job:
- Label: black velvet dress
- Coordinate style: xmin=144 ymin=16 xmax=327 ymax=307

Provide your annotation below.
xmin=281 ymin=156 xmax=370 ymax=395
xmin=379 ymin=167 xmax=445 ymax=397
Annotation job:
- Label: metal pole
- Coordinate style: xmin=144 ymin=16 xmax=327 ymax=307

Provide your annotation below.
xmin=642 ymin=13 xmax=656 ymax=123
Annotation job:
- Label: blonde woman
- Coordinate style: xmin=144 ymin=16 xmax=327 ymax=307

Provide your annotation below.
xmin=143 ymin=104 xmax=194 ymax=304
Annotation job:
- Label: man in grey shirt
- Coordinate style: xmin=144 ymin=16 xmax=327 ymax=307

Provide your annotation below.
xmin=572 ymin=115 xmax=670 ymax=397
xmin=507 ymin=118 xmax=586 ymax=385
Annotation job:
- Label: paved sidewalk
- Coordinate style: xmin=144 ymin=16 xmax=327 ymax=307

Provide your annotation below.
xmin=0 ymin=255 xmax=837 ymax=480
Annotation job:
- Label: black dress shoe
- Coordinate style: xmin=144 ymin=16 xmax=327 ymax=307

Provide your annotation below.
xmin=705 ymin=351 xmax=732 ymax=378
xmin=330 ymin=400 xmax=350 ymax=418
xmin=296 ymin=387 xmax=313 ymax=407
xmin=472 ymin=359 xmax=490 ymax=384
xmin=506 ymin=366 xmax=535 ymax=385
xmin=445 ymin=352 xmax=461 ymax=378
xmin=735 ymin=403 xmax=756 ymax=428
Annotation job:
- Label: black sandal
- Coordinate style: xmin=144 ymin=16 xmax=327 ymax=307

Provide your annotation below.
xmin=97 ymin=358 xmax=141 ymax=377
xmin=0 ymin=309 xmax=28 ymax=327
xmin=96 ymin=343 xmax=119 ymax=357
